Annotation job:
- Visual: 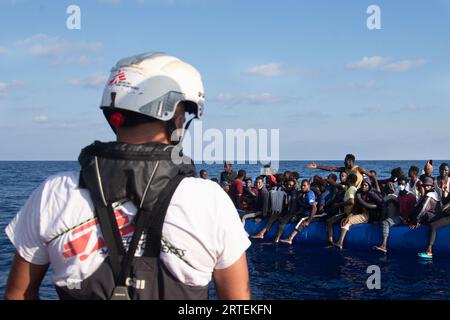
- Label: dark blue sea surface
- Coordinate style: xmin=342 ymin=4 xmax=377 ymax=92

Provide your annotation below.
xmin=1 ymin=160 xmax=450 ymax=300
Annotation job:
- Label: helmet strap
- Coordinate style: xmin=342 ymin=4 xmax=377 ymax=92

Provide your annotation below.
xmin=110 ymin=92 xmax=117 ymax=108
xmin=169 ymin=116 xmax=195 ymax=146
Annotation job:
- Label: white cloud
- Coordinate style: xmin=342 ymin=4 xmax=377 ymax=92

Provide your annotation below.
xmin=12 ymin=34 xmax=102 ymax=66
xmin=346 ymin=56 xmax=389 ymax=70
xmin=10 ymin=80 xmax=25 ymax=86
xmin=214 ymin=92 xmax=280 ymax=105
xmin=69 ymin=72 xmax=108 ymax=89
xmin=15 ymin=34 xmax=102 ymax=56
xmin=347 ymin=56 xmax=427 ymax=72
xmin=382 ymin=59 xmax=427 ymax=72
xmin=0 ymin=79 xmax=24 ymax=97
xmin=0 ymin=82 xmax=7 ymax=96
xmin=32 ymin=115 xmax=48 ymax=122
xmin=0 ymin=0 xmax=27 ymax=5
xmin=243 ymin=63 xmax=285 ymax=77
xmin=50 ymin=55 xmax=101 ymax=66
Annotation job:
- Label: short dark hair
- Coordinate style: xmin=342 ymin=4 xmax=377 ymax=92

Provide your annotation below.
xmin=301 ymin=179 xmax=310 ymax=185
xmin=256 ymin=176 xmax=264 ymax=182
xmin=345 ymin=154 xmax=356 ymax=162
xmin=409 ymin=166 xmax=419 ymax=175
xmin=440 ymin=163 xmax=449 ymax=170
xmin=347 ymin=173 xmax=358 ymax=185
xmin=313 ymin=175 xmax=323 ymax=184
xmin=391 ymin=167 xmax=404 ymax=179
xmin=275 ymin=174 xmax=286 ymax=186
xmin=328 ymin=173 xmax=337 ymax=182
xmin=199 ymin=169 xmax=207 ymax=175
xmin=318 ymin=179 xmax=327 ymax=189
xmin=237 ymin=169 xmax=247 ymax=178
xmin=291 ymin=171 xmax=300 ymax=181
xmin=245 ymin=177 xmax=253 ymax=182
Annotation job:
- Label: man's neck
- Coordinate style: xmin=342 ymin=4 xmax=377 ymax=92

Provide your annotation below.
xmin=117 ymin=122 xmax=171 ymax=145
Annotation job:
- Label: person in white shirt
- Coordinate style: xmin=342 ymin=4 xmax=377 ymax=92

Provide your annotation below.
xmin=4 ymin=52 xmax=251 ymax=300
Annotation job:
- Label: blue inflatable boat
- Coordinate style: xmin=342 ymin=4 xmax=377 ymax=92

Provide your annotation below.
xmin=244 ymin=219 xmax=450 ymax=257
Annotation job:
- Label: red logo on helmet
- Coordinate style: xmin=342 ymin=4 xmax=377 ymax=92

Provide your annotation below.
xmin=108 ymin=71 xmax=127 ymax=86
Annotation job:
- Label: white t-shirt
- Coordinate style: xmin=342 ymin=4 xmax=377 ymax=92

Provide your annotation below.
xmin=5 ymin=171 xmax=250 ymax=288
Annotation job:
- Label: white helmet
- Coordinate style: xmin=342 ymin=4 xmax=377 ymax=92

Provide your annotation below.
xmin=100 ymin=52 xmax=205 ymax=126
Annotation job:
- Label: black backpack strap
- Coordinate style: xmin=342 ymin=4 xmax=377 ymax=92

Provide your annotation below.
xmin=116 ymin=174 xmax=187 ymax=287
xmin=81 ymin=154 xmax=126 ymax=282
xmin=95 ymin=204 xmax=126 ymax=281
xmin=144 ymin=174 xmax=187 ymax=257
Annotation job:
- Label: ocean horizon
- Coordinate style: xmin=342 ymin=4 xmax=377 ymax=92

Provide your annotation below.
xmin=2 ymin=160 xmax=450 ymax=300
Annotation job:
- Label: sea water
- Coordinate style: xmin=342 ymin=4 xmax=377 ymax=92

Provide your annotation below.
xmin=1 ymin=160 xmax=450 ymax=300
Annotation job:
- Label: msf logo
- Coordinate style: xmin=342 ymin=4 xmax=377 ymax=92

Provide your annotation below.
xmin=109 ymin=71 xmax=127 ymax=86
xmin=126 ymin=277 xmax=146 ymax=290
xmin=62 ymin=210 xmax=134 ymax=262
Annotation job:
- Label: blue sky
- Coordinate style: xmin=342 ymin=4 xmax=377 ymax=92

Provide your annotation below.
xmin=0 ymin=0 xmax=449 ymax=160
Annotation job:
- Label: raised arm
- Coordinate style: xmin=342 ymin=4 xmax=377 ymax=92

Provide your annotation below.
xmin=307 ymin=163 xmax=342 ymax=172
xmin=213 ymin=253 xmax=251 ymax=300
xmin=357 ymin=166 xmax=372 ymax=177
xmin=4 ymin=253 xmax=49 ymax=300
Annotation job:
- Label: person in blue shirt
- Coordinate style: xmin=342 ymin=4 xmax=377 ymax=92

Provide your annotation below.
xmin=279 ymin=180 xmax=318 ymax=244
xmin=310 ymin=174 xmax=339 ymax=221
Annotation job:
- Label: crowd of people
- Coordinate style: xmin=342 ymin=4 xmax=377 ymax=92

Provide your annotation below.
xmin=200 ymin=155 xmax=450 ymax=259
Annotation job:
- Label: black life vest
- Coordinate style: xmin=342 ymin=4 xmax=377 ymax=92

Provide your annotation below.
xmin=55 ymin=141 xmax=209 ymax=300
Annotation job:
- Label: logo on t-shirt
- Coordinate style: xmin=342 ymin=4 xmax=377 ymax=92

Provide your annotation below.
xmin=62 ymin=209 xmax=135 ymax=262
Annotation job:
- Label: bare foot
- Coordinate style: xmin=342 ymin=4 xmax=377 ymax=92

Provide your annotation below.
xmin=279 ymin=239 xmax=293 ymax=245
xmin=251 ymin=233 xmax=265 ymax=239
xmin=254 ymin=218 xmax=262 ymax=223
xmin=324 ymin=241 xmax=334 ymax=249
xmin=372 ymin=246 xmax=387 ymax=254
xmin=333 ymin=242 xmax=343 ymax=250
